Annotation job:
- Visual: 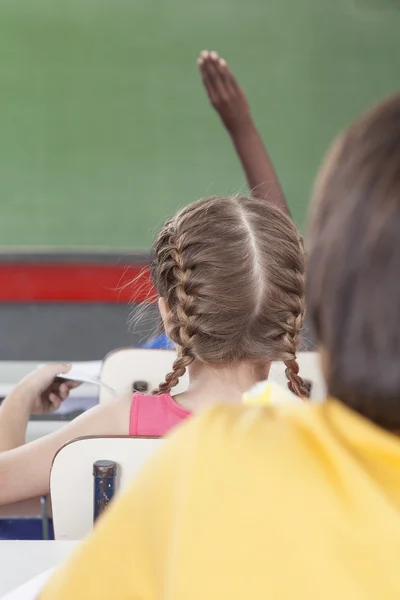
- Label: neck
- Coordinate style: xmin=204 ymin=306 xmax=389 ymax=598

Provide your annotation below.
xmin=173 ymin=360 xmax=270 ymax=413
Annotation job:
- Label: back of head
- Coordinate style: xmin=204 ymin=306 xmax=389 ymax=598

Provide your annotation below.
xmin=307 ymin=93 xmax=400 ymax=429
xmin=151 ymin=195 xmax=309 ymax=397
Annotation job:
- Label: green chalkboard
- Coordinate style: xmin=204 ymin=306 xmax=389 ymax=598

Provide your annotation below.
xmin=0 ymin=0 xmax=399 ymax=248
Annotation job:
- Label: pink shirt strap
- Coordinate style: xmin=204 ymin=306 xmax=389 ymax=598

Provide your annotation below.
xmin=129 ymin=392 xmax=191 ymax=437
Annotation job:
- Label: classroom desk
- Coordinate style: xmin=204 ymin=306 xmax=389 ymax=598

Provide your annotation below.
xmin=0 ymin=540 xmax=77 ymax=596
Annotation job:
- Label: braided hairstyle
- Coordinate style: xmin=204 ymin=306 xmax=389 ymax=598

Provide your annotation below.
xmin=275 ymin=240 xmax=310 ymax=397
xmin=151 ymin=218 xmax=197 ymax=394
xmin=151 ymin=196 xmax=310 ymax=398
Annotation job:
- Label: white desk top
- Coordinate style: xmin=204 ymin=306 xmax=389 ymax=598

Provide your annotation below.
xmin=0 ymin=540 xmax=77 ymax=597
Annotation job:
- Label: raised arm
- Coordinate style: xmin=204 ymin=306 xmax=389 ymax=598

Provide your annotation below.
xmin=198 ymin=50 xmax=290 ymax=215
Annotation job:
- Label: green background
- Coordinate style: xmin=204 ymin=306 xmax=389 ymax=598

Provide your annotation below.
xmin=0 ymin=0 xmax=399 ymax=249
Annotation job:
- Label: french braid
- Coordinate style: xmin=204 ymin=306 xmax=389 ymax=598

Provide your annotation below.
xmin=150 ymin=196 xmax=309 ymax=399
xmin=275 ymin=238 xmax=310 ymax=398
xmin=153 ymin=224 xmax=198 ymax=394
xmin=283 ymin=314 xmax=310 ymax=398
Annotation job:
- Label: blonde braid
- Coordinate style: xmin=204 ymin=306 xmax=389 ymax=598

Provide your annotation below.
xmin=281 ymin=276 xmax=310 ymax=399
xmin=156 ymin=350 xmax=194 ymax=395
xmin=153 ymin=230 xmax=198 ymax=394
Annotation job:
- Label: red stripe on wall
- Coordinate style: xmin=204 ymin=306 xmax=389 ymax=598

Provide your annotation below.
xmin=0 ymin=264 xmax=156 ymax=303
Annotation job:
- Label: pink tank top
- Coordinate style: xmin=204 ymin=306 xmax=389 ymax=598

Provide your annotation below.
xmin=129 ymin=392 xmax=191 ymax=437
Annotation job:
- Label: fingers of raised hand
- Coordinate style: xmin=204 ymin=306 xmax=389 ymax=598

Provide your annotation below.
xmin=198 ymin=50 xmax=233 ymax=105
xmin=198 ymin=50 xmax=218 ymax=104
xmin=197 ymin=49 xmax=209 ymax=66
xmin=218 ymin=57 xmax=238 ymax=93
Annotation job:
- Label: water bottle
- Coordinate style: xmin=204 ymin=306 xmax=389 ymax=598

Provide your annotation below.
xmin=93 ymin=460 xmax=117 ymax=522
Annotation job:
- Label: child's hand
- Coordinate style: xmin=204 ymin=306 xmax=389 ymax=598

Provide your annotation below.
xmin=198 ymin=50 xmax=252 ymax=135
xmin=16 ymin=363 xmax=81 ymax=415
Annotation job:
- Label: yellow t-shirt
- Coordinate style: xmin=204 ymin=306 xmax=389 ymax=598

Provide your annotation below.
xmin=42 ymin=400 xmax=400 ymax=600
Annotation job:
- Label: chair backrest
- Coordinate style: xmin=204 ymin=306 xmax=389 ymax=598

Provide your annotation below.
xmin=99 ymin=348 xmax=189 ymax=403
xmin=51 ymin=436 xmax=163 ymax=540
xmin=100 ymin=348 xmax=325 ymax=404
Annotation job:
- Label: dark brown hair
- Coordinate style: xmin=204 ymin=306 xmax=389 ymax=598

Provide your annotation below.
xmin=307 ymin=93 xmax=400 ymax=429
xmin=151 ymin=195 xmax=309 ymax=397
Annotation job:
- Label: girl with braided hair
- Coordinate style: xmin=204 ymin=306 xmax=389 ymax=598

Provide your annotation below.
xmin=129 ymin=194 xmax=309 ymax=436
xmin=0 ymin=194 xmax=307 ymax=506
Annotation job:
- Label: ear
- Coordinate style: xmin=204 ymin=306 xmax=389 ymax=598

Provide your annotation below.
xmin=158 ymin=297 xmax=171 ymax=336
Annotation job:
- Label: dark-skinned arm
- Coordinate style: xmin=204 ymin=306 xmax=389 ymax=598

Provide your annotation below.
xmin=198 ymin=50 xmax=289 ymax=215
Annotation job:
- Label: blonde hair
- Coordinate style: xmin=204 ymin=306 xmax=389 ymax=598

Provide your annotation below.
xmin=151 ymin=195 xmax=309 ymax=397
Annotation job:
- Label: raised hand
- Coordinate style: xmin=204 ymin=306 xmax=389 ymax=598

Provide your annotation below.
xmin=197 ymin=49 xmax=290 ymax=214
xmin=198 ymin=50 xmax=252 ymax=135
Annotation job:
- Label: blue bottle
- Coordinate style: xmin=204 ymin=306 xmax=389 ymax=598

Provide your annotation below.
xmin=93 ymin=460 xmax=117 ymax=522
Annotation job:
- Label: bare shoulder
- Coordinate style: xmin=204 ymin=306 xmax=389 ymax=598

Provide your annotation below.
xmin=86 ymin=392 xmax=133 ymax=434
